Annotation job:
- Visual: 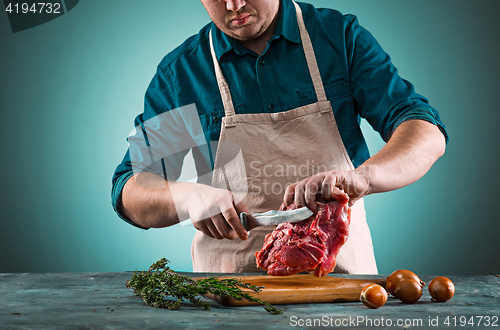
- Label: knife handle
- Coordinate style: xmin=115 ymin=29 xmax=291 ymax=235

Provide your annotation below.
xmin=239 ymin=212 xmax=249 ymax=231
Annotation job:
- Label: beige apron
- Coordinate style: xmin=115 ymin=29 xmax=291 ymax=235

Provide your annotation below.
xmin=191 ymin=1 xmax=378 ymax=274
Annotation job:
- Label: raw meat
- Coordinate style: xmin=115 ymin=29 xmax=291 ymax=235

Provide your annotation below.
xmin=255 ymin=196 xmax=351 ymax=277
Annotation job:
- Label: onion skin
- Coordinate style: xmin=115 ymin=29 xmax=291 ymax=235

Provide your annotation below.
xmin=395 ymin=279 xmax=423 ymax=304
xmin=429 ymin=277 xmax=455 ymax=302
xmin=360 ymin=284 xmax=388 ymax=309
xmin=386 ymin=269 xmax=425 ymax=297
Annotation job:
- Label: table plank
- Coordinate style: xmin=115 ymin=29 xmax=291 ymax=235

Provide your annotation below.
xmin=0 ymin=273 xmax=499 ymax=329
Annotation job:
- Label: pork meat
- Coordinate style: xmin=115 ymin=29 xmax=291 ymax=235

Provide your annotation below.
xmin=255 ymin=196 xmax=350 ymax=277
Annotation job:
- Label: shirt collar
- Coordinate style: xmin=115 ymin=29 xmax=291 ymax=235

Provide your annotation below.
xmin=276 ymin=0 xmax=301 ymax=44
xmin=211 ymin=0 xmax=300 ymax=61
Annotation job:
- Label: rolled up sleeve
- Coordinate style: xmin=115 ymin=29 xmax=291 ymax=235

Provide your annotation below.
xmin=345 ymin=15 xmax=448 ymax=143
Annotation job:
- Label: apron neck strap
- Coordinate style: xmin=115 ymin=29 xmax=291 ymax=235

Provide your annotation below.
xmin=209 ymin=29 xmax=236 ymax=117
xmin=292 ymin=0 xmax=327 ymax=103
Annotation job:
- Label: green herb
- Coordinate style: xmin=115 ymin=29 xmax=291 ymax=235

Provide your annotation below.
xmin=125 ymin=258 xmax=282 ymax=314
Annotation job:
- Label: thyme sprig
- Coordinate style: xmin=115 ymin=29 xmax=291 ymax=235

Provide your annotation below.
xmin=125 ymin=258 xmax=282 ymax=314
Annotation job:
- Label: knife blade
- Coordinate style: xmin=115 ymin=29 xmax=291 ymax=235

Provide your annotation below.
xmin=239 ymin=207 xmax=313 ymax=231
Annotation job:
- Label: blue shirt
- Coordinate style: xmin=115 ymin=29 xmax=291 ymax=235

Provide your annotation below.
xmin=112 ymin=0 xmax=448 ymax=229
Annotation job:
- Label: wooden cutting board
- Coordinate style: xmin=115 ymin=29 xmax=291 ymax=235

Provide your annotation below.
xmin=196 ymin=274 xmax=386 ymax=306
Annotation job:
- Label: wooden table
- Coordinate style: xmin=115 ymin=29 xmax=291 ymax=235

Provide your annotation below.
xmin=1 ymin=272 xmax=498 ymax=329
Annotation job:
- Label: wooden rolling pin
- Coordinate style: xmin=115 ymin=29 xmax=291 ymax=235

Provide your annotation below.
xmin=197 ymin=274 xmax=386 ymax=306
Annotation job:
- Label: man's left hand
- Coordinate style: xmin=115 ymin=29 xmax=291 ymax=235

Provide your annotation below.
xmin=283 ymin=170 xmax=370 ymax=210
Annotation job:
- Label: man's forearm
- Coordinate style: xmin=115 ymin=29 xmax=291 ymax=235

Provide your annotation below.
xmin=121 ymin=173 xmax=185 ymax=228
xmin=356 ymin=119 xmax=446 ymax=195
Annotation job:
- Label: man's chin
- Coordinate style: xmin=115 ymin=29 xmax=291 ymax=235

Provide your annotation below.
xmin=228 ymin=26 xmax=263 ymax=41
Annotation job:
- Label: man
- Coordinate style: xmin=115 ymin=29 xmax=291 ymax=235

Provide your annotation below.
xmin=112 ymin=0 xmax=447 ymax=274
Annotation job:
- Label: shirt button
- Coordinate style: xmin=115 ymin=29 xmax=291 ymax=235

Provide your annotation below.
xmin=268 ymin=104 xmax=275 ymax=112
xmin=259 ymin=59 xmax=265 ymax=66
xmin=212 ymin=114 xmax=220 ymax=122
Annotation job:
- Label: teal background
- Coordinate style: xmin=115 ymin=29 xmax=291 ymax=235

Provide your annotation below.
xmin=0 ymin=0 xmax=499 ymax=275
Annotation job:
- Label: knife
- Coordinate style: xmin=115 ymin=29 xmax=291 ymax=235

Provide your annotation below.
xmin=239 ymin=207 xmax=313 ymax=231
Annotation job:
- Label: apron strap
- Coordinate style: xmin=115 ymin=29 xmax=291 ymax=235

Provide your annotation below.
xmin=209 ymin=2 xmax=329 ymax=118
xmin=292 ymin=1 xmax=329 ymax=107
xmin=209 ymin=29 xmax=237 ymax=121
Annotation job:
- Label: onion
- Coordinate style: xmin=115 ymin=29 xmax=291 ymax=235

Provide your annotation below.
xmin=386 ymin=269 xmax=425 ymax=297
xmin=395 ymin=279 xmax=423 ymax=304
xmin=429 ymin=276 xmax=455 ymax=302
xmin=360 ymin=284 xmax=388 ymax=309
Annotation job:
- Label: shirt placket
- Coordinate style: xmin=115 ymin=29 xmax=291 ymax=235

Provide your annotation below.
xmin=255 ymin=51 xmax=280 ymax=113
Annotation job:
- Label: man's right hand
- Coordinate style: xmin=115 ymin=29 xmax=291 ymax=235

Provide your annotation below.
xmin=172 ymin=183 xmax=249 ymax=241
xmin=122 ymin=173 xmax=249 ymax=240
